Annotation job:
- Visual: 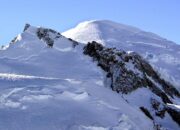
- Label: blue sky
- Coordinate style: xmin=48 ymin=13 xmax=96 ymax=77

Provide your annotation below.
xmin=0 ymin=0 xmax=180 ymax=45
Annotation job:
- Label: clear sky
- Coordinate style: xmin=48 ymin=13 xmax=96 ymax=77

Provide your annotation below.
xmin=0 ymin=0 xmax=180 ymax=45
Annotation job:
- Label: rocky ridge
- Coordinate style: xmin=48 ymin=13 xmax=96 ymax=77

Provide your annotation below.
xmin=83 ymin=41 xmax=180 ymax=128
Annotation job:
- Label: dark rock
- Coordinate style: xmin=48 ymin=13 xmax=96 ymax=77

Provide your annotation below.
xmin=36 ymin=27 xmax=62 ymax=47
xmin=83 ymin=41 xmax=179 ymax=99
xmin=151 ymin=98 xmax=166 ymax=118
xmin=140 ymin=107 xmax=154 ymax=120
xmin=166 ymin=106 xmax=180 ymax=126
xmin=23 ymin=23 xmax=30 ymax=32
xmin=10 ymin=36 xmax=18 ymax=44
xmin=83 ymin=41 xmax=180 ymax=127
xmin=68 ymin=38 xmax=79 ymax=48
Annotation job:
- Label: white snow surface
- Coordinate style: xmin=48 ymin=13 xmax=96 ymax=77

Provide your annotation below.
xmin=0 ymin=25 xmax=157 ymax=130
xmin=63 ymin=20 xmax=180 ymax=91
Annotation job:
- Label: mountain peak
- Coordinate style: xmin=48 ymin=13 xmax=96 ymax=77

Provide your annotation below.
xmin=63 ymin=20 xmax=168 ymax=46
xmin=11 ymin=24 xmax=64 ymax=48
xmin=0 ymin=21 xmax=180 ymax=130
xmin=63 ymin=20 xmax=180 ymax=91
xmin=80 ymin=20 xmax=142 ymax=32
xmin=2 ymin=24 xmax=77 ymax=59
xmin=75 ymin=20 xmax=141 ymax=31
xmin=23 ymin=23 xmax=31 ymax=32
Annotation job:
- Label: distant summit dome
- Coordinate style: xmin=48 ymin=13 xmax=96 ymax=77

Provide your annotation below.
xmin=63 ymin=20 xmax=180 ymax=91
xmin=62 ymin=20 xmax=169 ymax=46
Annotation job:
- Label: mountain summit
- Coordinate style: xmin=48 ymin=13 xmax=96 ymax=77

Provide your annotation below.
xmin=0 ymin=22 xmax=179 ymax=130
xmin=63 ymin=20 xmax=180 ymax=91
xmin=63 ymin=20 xmax=173 ymax=46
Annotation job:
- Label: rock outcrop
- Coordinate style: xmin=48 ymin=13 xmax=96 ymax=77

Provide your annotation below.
xmin=83 ymin=41 xmax=180 ymax=128
xmin=36 ymin=27 xmax=62 ymax=47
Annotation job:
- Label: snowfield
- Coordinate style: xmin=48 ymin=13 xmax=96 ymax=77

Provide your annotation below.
xmin=0 ymin=22 xmax=179 ymax=130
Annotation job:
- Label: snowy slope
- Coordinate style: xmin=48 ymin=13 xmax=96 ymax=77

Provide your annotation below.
xmin=63 ymin=20 xmax=180 ymax=90
xmin=0 ymin=24 xmax=179 ymax=130
xmin=0 ymin=24 xmax=156 ymax=130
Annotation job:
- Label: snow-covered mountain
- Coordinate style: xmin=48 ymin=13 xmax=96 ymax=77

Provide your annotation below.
xmin=0 ymin=23 xmax=179 ymax=130
xmin=63 ymin=20 xmax=180 ymax=91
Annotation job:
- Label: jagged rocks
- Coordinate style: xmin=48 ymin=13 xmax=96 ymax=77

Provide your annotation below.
xmin=37 ymin=28 xmax=54 ymax=47
xmin=84 ymin=41 xmax=179 ymax=96
xmin=151 ymin=98 xmax=166 ymax=118
xmin=36 ymin=27 xmax=62 ymax=47
xmin=83 ymin=41 xmax=180 ymax=126
xmin=83 ymin=41 xmax=179 ymax=97
xmin=167 ymin=107 xmax=180 ymax=125
xmin=68 ymin=38 xmax=79 ymax=48
xmin=84 ymin=41 xmax=144 ymax=94
xmin=165 ymin=104 xmax=180 ymax=125
xmin=140 ymin=107 xmax=154 ymax=120
xmin=10 ymin=36 xmax=18 ymax=44
xmin=23 ymin=23 xmax=30 ymax=32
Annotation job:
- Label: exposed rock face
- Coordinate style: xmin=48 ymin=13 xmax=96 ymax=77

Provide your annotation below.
xmin=10 ymin=36 xmax=18 ymax=44
xmin=83 ymin=41 xmax=180 ymax=127
xmin=83 ymin=41 xmax=179 ymax=97
xmin=166 ymin=106 xmax=180 ymax=125
xmin=36 ymin=27 xmax=79 ymax=48
xmin=140 ymin=106 xmax=154 ymax=120
xmin=68 ymin=38 xmax=79 ymax=48
xmin=36 ymin=27 xmax=62 ymax=47
xmin=23 ymin=23 xmax=31 ymax=32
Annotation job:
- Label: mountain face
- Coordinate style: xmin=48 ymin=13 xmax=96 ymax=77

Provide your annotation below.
xmin=84 ymin=41 xmax=180 ymax=127
xmin=0 ymin=23 xmax=179 ymax=130
xmin=63 ymin=20 xmax=180 ymax=91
